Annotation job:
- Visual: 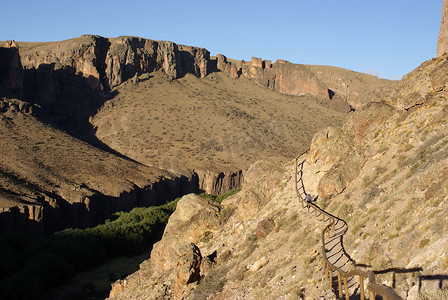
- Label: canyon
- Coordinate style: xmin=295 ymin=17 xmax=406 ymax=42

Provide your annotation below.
xmin=0 ymin=35 xmax=394 ymax=235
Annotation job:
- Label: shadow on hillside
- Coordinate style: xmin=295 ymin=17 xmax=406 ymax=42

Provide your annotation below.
xmin=21 ymin=63 xmax=143 ymax=164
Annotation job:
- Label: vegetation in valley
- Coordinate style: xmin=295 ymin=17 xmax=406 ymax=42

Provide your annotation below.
xmin=0 ymin=199 xmax=179 ymax=300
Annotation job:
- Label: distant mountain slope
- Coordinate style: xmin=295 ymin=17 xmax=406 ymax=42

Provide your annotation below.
xmin=91 ymin=71 xmax=346 ymax=173
xmin=0 ymin=103 xmax=197 ymax=233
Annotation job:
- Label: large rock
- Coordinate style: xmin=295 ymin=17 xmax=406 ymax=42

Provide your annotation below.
xmin=150 ymin=194 xmax=221 ymax=276
xmin=348 ymin=101 xmax=395 ymax=139
xmin=0 ymin=41 xmax=23 ymax=97
xmin=273 ymin=60 xmax=328 ymax=97
xmin=317 ymin=152 xmax=365 ymax=198
xmin=173 ymin=243 xmax=202 ymax=298
xmin=430 ymin=57 xmax=448 ymax=92
xmin=437 ymin=0 xmax=448 ymax=57
xmin=308 ymin=127 xmax=354 ymax=173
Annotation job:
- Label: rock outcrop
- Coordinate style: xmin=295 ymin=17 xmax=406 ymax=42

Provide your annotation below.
xmin=437 ymin=0 xmax=448 ymax=57
xmin=0 ymin=41 xmax=23 ymax=97
xmin=18 ymin=35 xmax=212 ymax=123
xmin=196 ymin=169 xmax=243 ymax=195
xmin=109 ymin=194 xmax=222 ymax=299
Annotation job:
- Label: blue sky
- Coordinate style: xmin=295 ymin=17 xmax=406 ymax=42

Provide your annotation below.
xmin=1 ymin=0 xmax=443 ymax=79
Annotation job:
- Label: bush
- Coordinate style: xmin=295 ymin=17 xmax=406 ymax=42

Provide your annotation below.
xmin=199 ymin=188 xmax=241 ymax=203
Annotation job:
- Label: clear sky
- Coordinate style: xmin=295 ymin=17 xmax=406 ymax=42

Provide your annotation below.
xmin=0 ymin=0 xmax=443 ymax=79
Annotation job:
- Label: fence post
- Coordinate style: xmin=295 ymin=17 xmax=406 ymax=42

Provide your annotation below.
xmin=343 ymin=277 xmax=349 ymax=300
xmin=337 ymin=272 xmax=343 ymax=300
xmin=328 ymin=267 xmax=332 ymax=290
xmin=360 ymin=276 xmax=364 ymax=300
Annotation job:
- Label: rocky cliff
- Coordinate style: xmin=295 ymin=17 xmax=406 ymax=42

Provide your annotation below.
xmin=16 ymin=35 xmax=395 ymax=125
xmin=438 ymin=0 xmax=448 ymax=57
xmin=0 ymin=41 xmax=23 ymax=98
xmin=108 ymin=33 xmax=448 ymax=300
xmin=216 ymin=54 xmax=396 ymax=110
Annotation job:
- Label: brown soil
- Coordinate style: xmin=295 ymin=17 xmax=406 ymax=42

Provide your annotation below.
xmin=92 ymin=71 xmax=347 ymax=173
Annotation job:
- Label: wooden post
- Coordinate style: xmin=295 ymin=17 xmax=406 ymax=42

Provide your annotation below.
xmin=370 ymin=291 xmax=375 ymax=300
xmin=360 ymin=276 xmax=365 ymax=300
xmin=337 ymin=272 xmax=343 ymax=300
xmin=343 ymin=277 xmax=349 ymax=300
xmin=328 ymin=268 xmax=332 ymax=290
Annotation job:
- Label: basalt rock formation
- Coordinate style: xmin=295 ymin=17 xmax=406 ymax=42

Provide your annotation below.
xmin=437 ymin=0 xmax=448 ymax=57
xmin=215 ymin=53 xmax=396 ymax=111
xmin=18 ymin=35 xmax=212 ymax=124
xmin=0 ymin=41 xmax=23 ymax=97
xmin=16 ymin=35 xmax=395 ymax=127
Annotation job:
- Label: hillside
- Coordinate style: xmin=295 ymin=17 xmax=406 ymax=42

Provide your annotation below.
xmin=0 ymin=99 xmax=196 ymax=233
xmin=108 ymin=55 xmax=448 ymax=299
xmin=91 ymin=70 xmax=346 ymax=173
xmin=0 ymin=35 xmax=397 ymax=234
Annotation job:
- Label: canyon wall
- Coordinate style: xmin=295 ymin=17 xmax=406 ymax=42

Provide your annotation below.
xmin=437 ymin=0 xmax=448 ymax=57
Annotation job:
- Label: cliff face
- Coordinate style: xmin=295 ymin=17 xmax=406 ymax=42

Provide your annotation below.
xmin=18 ymin=35 xmax=211 ymax=124
xmin=216 ymin=54 xmax=396 ymax=110
xmin=437 ymin=0 xmax=448 ymax=57
xmin=0 ymin=41 xmax=23 ymax=97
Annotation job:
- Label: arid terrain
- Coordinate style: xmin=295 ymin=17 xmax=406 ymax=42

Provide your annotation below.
xmin=0 ymin=6 xmax=447 ymax=299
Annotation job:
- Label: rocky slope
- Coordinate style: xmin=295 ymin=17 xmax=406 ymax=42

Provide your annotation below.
xmin=108 ymin=53 xmax=448 ymax=300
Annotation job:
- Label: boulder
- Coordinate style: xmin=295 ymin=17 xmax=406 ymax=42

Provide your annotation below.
xmin=256 ymin=218 xmax=275 ymax=238
xmin=150 ymin=194 xmax=221 ymax=276
xmin=317 ymin=152 xmax=365 ymax=198
xmin=174 ymin=243 xmax=202 ymax=298
xmin=349 ymin=101 xmax=395 ymax=139
xmin=308 ymin=127 xmax=354 ymax=173
xmin=430 ymin=58 xmax=448 ymax=92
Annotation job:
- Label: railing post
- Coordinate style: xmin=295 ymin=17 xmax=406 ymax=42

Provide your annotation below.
xmin=328 ymin=267 xmax=332 ymax=290
xmin=370 ymin=290 xmax=375 ymax=300
xmin=337 ymin=272 xmax=343 ymax=300
xmin=360 ymin=276 xmax=365 ymax=300
xmin=343 ymin=277 xmax=349 ymax=300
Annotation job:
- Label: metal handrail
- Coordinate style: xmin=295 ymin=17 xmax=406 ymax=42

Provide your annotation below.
xmin=295 ymin=152 xmax=402 ymax=300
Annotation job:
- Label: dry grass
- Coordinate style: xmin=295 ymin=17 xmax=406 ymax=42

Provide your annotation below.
xmin=91 ymin=71 xmax=347 ymax=172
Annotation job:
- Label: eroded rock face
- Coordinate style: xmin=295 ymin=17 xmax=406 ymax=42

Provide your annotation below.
xmin=437 ymin=0 xmax=448 ymax=57
xmin=150 ymin=194 xmax=221 ymax=277
xmin=348 ymin=101 xmax=395 ymax=139
xmin=19 ymin=35 xmax=212 ymax=123
xmin=0 ymin=41 xmax=23 ymax=97
xmin=196 ymin=169 xmax=243 ymax=195
xmin=317 ymin=152 xmax=365 ymax=198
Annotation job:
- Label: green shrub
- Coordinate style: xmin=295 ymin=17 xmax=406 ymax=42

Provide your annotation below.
xmin=199 ymin=188 xmax=241 ymax=203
